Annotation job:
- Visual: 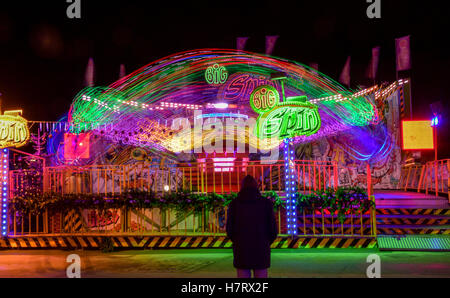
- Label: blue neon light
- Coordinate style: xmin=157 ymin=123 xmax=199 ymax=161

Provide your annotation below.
xmin=0 ymin=149 xmax=8 ymax=237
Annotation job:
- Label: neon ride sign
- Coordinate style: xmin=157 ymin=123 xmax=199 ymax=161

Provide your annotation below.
xmin=205 ymin=63 xmax=228 ymax=85
xmin=0 ymin=115 xmax=30 ymax=148
xmin=250 ymin=85 xmax=321 ymax=139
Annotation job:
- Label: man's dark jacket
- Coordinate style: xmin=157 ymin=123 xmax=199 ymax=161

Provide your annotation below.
xmin=226 ymin=187 xmax=278 ymax=269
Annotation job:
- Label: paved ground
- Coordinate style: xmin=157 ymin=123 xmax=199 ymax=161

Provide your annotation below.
xmin=1 ymin=248 xmax=449 ymax=278
xmin=374 ymin=190 xmax=449 ymax=208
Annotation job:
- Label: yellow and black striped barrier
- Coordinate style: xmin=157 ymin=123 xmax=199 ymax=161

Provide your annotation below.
xmin=0 ymin=235 xmax=377 ymax=250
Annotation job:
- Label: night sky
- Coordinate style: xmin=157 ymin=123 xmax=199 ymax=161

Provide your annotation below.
xmin=0 ymin=0 xmax=449 ymax=156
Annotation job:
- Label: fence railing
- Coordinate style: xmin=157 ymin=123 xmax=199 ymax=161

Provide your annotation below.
xmin=37 ymin=160 xmax=339 ymax=195
xmin=400 ymin=159 xmax=450 ymax=199
xmin=296 ymin=202 xmax=377 ymax=237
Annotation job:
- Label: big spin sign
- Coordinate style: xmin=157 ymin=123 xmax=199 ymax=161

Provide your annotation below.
xmin=0 ymin=113 xmax=30 ymax=148
xmin=250 ymin=85 xmax=321 ymax=139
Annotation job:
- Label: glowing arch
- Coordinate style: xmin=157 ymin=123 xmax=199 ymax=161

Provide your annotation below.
xmin=68 ymin=49 xmax=379 ymax=152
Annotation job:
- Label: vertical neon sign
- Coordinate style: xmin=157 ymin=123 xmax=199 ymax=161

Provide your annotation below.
xmin=1 ymin=148 xmax=8 ymax=237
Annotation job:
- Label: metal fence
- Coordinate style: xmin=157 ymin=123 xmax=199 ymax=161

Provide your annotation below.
xmin=8 ymin=205 xmax=376 ymax=238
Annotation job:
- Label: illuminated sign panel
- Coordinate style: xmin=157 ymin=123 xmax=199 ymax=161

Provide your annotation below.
xmin=402 ymin=120 xmax=434 ymax=150
xmin=0 ymin=115 xmax=30 ymax=148
xmin=250 ymin=86 xmax=321 ymax=139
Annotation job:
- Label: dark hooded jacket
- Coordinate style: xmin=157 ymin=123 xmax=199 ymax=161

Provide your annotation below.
xmin=226 ymin=186 xmax=278 ymax=269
